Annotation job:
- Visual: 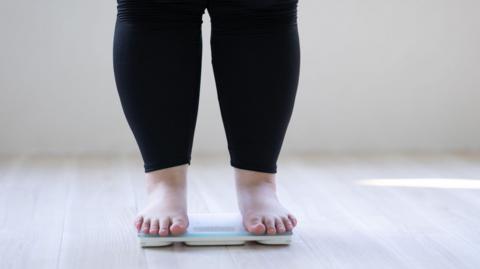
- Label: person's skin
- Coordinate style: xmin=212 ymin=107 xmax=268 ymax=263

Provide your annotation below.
xmin=134 ymin=165 xmax=189 ymax=236
xmin=134 ymin=164 xmax=298 ymax=236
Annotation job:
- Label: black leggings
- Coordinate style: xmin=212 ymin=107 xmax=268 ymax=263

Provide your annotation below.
xmin=113 ymin=0 xmax=300 ymax=174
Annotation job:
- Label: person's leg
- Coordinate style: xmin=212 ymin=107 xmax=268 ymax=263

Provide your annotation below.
xmin=209 ymin=0 xmax=300 ymax=234
xmin=113 ymin=0 xmax=206 ymax=235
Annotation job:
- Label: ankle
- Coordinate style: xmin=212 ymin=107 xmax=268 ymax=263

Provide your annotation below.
xmin=145 ymin=164 xmax=188 ymax=192
xmin=234 ymin=168 xmax=277 ymax=190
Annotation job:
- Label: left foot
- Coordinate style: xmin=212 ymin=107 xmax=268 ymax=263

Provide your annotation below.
xmin=234 ymin=168 xmax=298 ymax=235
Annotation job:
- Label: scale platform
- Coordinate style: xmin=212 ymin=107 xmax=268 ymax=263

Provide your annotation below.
xmin=138 ymin=213 xmax=292 ymax=247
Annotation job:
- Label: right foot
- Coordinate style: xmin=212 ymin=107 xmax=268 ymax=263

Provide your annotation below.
xmin=134 ymin=164 xmax=189 ymax=236
xmin=234 ymin=168 xmax=297 ymax=235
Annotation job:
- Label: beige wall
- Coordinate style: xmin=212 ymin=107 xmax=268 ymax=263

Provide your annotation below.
xmin=1 ymin=0 xmax=479 ymax=155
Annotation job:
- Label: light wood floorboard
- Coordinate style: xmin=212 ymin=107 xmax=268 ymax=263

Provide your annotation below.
xmin=0 ymin=153 xmax=479 ymax=269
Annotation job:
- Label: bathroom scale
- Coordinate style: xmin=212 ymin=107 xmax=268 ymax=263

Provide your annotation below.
xmin=138 ymin=213 xmax=293 ymax=247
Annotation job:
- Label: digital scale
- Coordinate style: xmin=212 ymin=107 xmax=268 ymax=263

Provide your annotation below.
xmin=138 ymin=213 xmax=293 ymax=247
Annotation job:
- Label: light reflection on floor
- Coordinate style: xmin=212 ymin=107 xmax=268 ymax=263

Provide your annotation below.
xmin=357 ymin=178 xmax=480 ymax=189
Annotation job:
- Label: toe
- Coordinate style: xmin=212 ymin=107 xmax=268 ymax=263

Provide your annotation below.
xmin=170 ymin=216 xmax=188 ymax=235
xmin=275 ymin=218 xmax=286 ymax=234
xmin=141 ymin=218 xmax=151 ymax=234
xmin=245 ymin=215 xmax=266 ymax=235
xmin=282 ymin=216 xmax=294 ymax=231
xmin=159 ymin=217 xmax=171 ymax=236
xmin=264 ymin=217 xmax=276 ymax=235
xmin=134 ymin=216 xmax=144 ymax=232
xmin=288 ymin=214 xmax=298 ymax=227
xmin=150 ymin=219 xmax=160 ymax=235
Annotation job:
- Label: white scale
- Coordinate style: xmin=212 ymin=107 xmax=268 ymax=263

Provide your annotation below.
xmin=138 ymin=213 xmax=293 ymax=247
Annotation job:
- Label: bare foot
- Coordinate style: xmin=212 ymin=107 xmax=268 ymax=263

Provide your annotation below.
xmin=234 ymin=168 xmax=298 ymax=235
xmin=134 ymin=164 xmax=189 ymax=236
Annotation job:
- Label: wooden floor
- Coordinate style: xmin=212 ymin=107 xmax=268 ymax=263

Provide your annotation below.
xmin=1 ymin=153 xmax=479 ymax=269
